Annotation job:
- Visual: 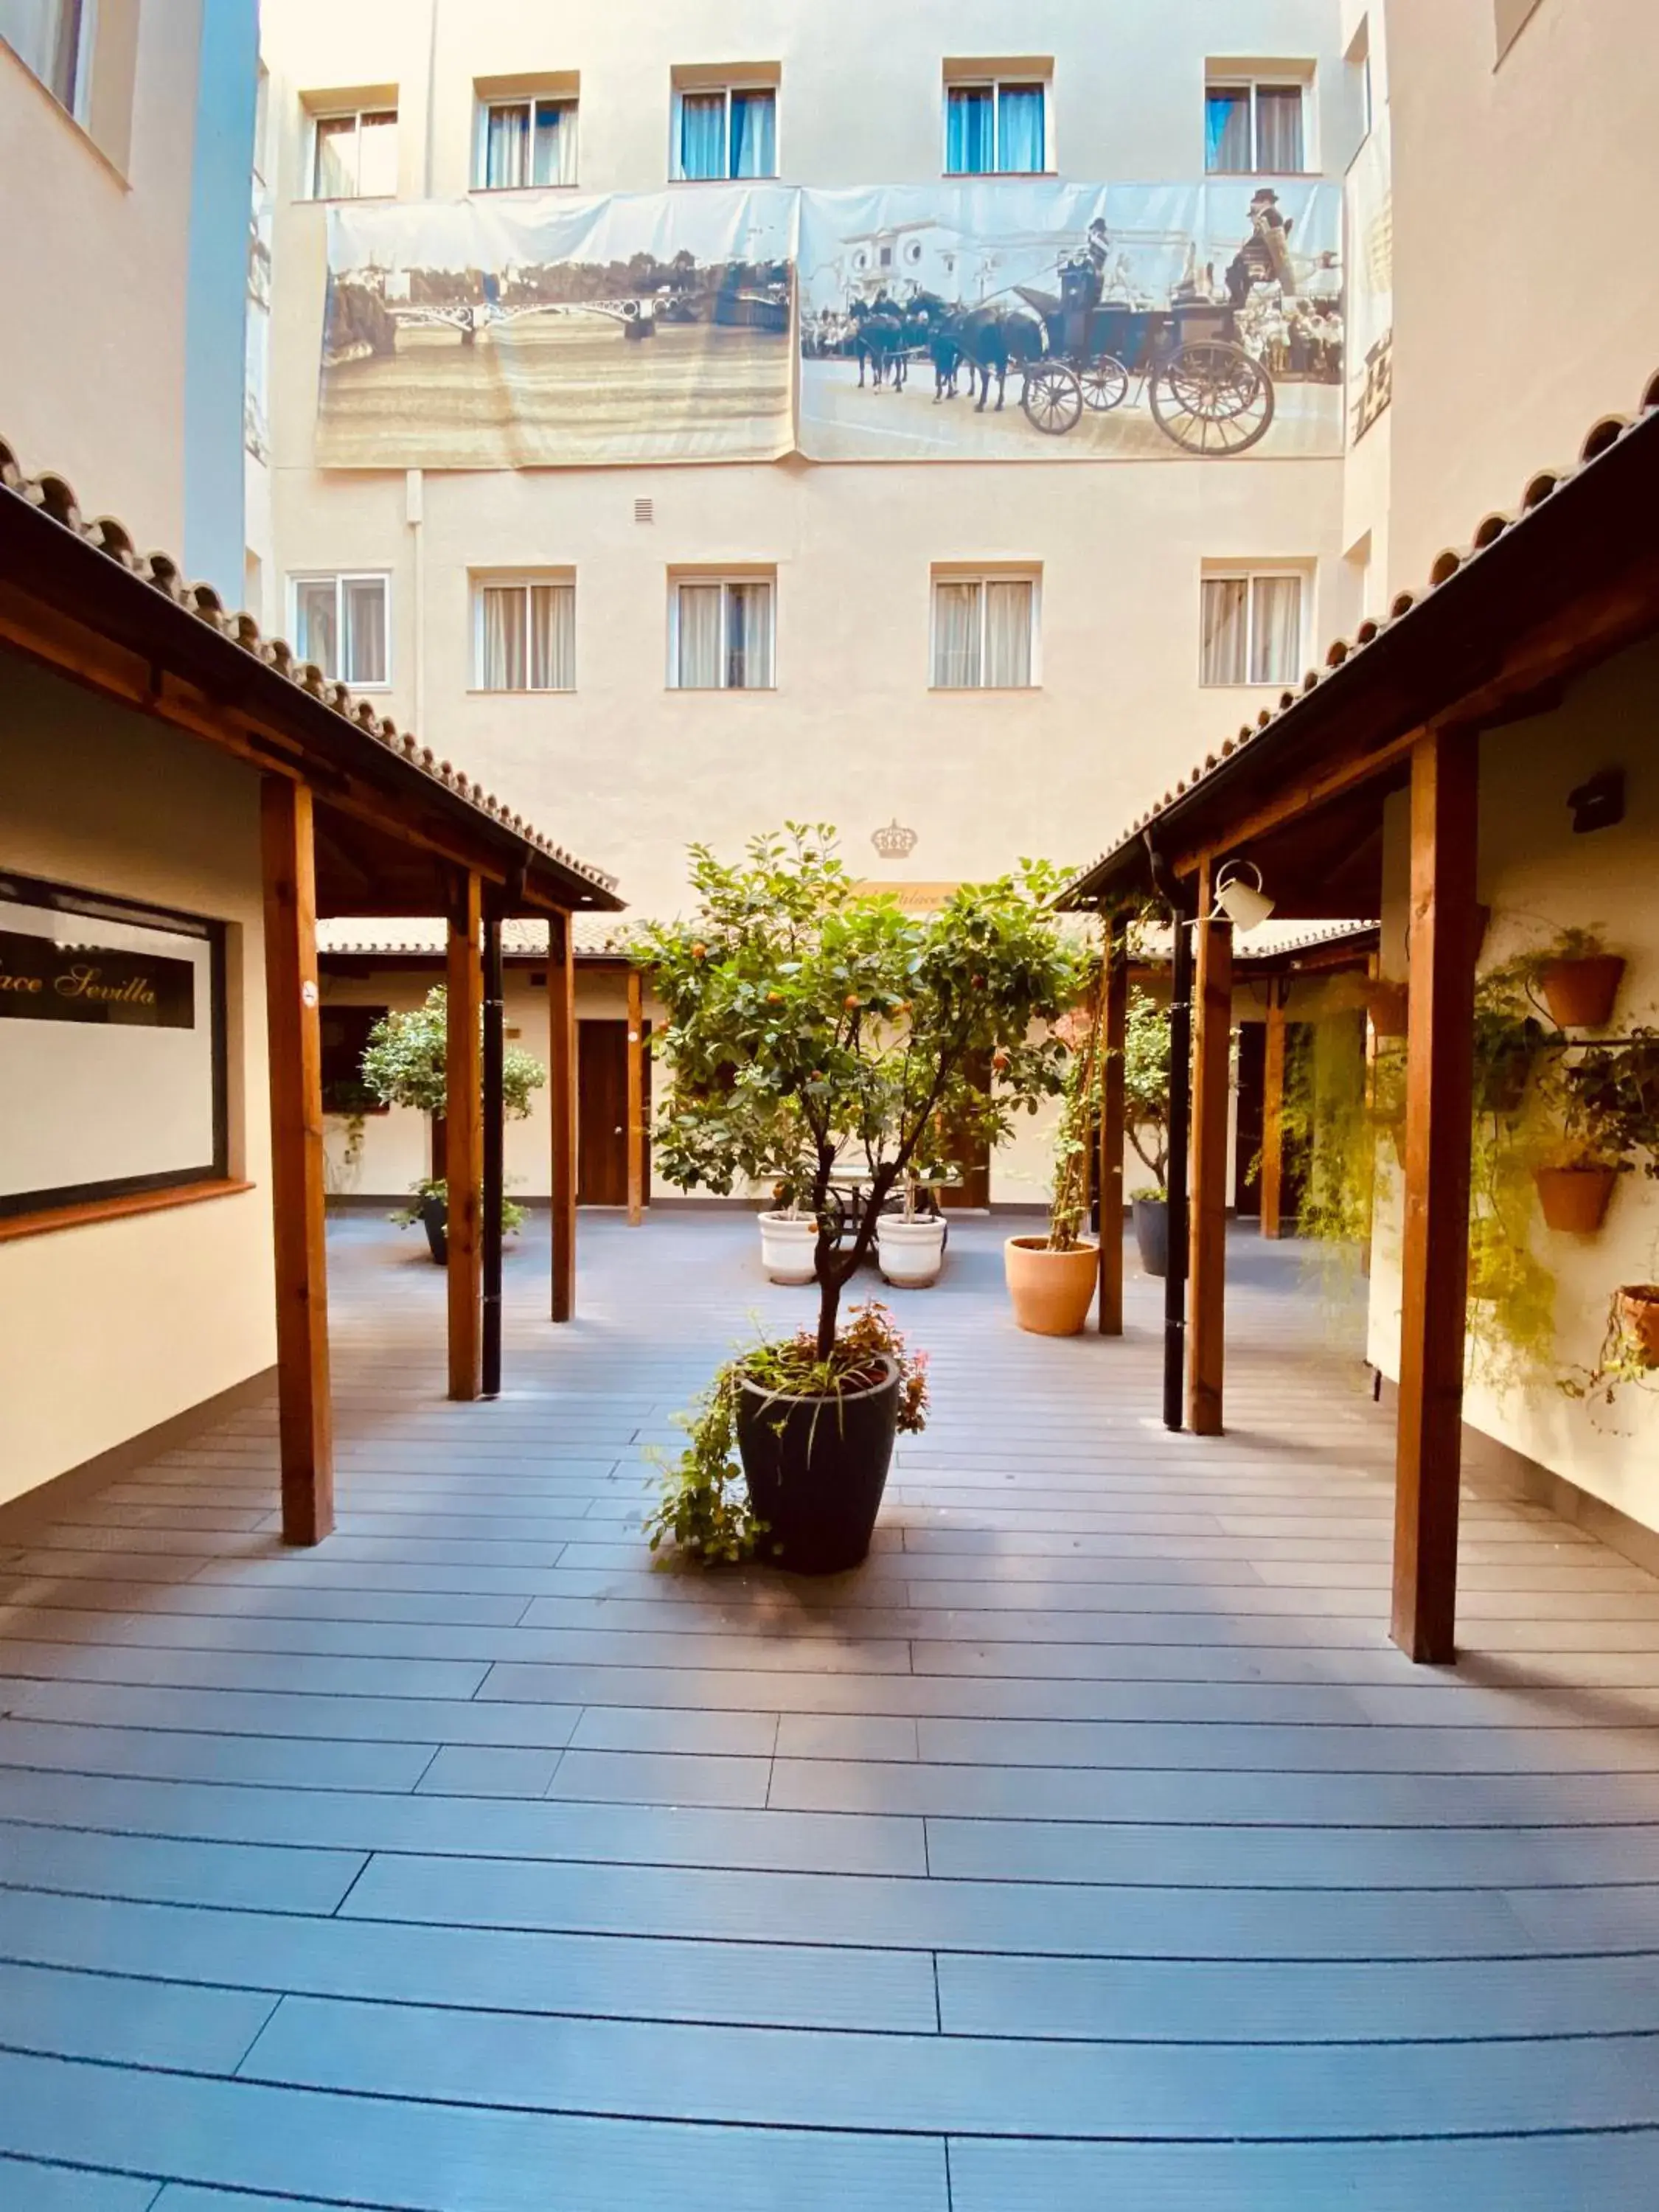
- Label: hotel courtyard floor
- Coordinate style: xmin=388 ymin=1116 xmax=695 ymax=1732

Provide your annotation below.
xmin=1 ymin=1212 xmax=1658 ymax=2209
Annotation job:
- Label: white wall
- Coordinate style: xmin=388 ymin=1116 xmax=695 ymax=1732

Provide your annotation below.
xmin=0 ymin=660 xmax=276 ymax=1505
xmin=1366 ymin=639 xmax=1659 ymax=1531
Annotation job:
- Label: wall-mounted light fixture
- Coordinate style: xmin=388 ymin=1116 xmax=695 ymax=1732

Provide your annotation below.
xmin=1212 ymin=859 xmax=1276 ymax=932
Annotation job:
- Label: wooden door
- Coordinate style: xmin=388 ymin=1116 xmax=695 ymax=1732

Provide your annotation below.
xmin=577 ymin=1020 xmax=628 ymax=1206
xmin=939 ymin=1051 xmax=992 ymax=1209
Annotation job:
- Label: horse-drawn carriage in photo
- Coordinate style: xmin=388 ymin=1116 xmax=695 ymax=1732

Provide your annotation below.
xmin=1011 ymin=263 xmax=1278 ymax=455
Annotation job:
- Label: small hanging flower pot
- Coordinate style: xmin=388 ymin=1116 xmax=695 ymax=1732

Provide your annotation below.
xmin=1533 ymin=1162 xmax=1619 ymax=1234
xmin=1618 ymin=1285 xmax=1659 ymax=1370
xmin=1540 ymin=953 xmax=1624 ymax=1030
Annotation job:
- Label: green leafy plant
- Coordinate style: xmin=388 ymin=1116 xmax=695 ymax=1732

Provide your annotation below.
xmin=389 ymin=1175 xmax=526 ymax=1237
xmin=641 ymin=826 xmax=1086 ymax=1357
xmin=1555 ymin=1029 xmax=1659 ymax=1176
xmin=1121 ymin=988 xmax=1173 ymax=1193
xmin=1045 ymin=963 xmax=1110 ymax=1253
xmin=360 ymin=986 xmax=547 ymax=1121
xmin=646 ymin=1303 xmax=930 ymax=1564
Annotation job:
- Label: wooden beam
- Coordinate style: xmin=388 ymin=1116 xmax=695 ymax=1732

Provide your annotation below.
xmin=1391 ymin=727 xmax=1481 ymax=1665
xmin=445 ymin=873 xmax=484 ymax=1402
xmin=626 ymin=966 xmax=645 ymax=1228
xmin=1098 ymin=917 xmax=1127 ymax=1335
xmin=1187 ymin=866 xmax=1234 ymax=1437
xmin=549 ymin=912 xmax=577 ymax=1322
xmin=259 ymin=778 xmax=333 ymax=1545
xmin=1169 ymin=728 xmax=1422 ymax=880
xmin=1259 ymin=986 xmax=1287 ymax=1239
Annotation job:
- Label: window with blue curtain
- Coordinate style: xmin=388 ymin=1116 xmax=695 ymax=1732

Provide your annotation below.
xmin=1205 ymin=85 xmax=1251 ymax=172
xmin=678 ymin=90 xmax=726 ymax=179
xmin=729 ymin=88 xmax=776 ymax=178
xmin=996 ymin=83 xmax=1045 ymax=173
xmin=945 ymin=85 xmax=995 ymax=174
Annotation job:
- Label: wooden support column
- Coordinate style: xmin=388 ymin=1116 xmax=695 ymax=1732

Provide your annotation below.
xmin=445 ymin=872 xmax=484 ymax=1401
xmin=480 ymin=904 xmax=505 ymax=1400
xmin=1392 ymin=727 xmax=1481 ymax=1665
xmin=1259 ymin=984 xmax=1288 ymax=1239
xmin=1187 ymin=861 xmax=1234 ymax=1438
xmin=626 ymin=966 xmax=645 ymax=1227
xmin=1097 ymin=914 xmax=1128 ymax=1335
xmin=549 ymin=913 xmax=577 ymax=1322
xmin=259 ymin=777 xmax=333 ymax=1545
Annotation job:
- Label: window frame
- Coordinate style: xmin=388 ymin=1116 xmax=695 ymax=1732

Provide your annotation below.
xmin=288 ymin=571 xmax=392 ymax=691
xmin=666 ymin=572 xmax=777 ymax=691
xmin=1203 ymin=74 xmax=1312 ymax=175
xmin=929 ymin=569 xmax=1042 ymax=692
xmin=473 ymin=91 xmax=579 ymax=191
xmin=669 ymin=79 xmax=779 ymax=181
xmin=304 ymin=102 xmax=400 ymax=201
xmin=1198 ymin=567 xmax=1308 ymax=689
xmin=941 ymin=73 xmax=1054 ymax=178
xmin=0 ymin=0 xmax=95 ymax=121
xmin=470 ymin=574 xmax=577 ymax=693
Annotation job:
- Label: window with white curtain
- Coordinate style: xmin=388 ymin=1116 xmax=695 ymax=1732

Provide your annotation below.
xmin=944 ymin=74 xmax=1051 ymax=175
xmin=669 ymin=577 xmax=774 ymax=689
xmin=477 ymin=96 xmax=577 ymax=189
xmin=473 ymin=579 xmax=576 ymax=691
xmin=0 ymin=0 xmax=90 ymax=114
xmin=1204 ymin=78 xmax=1308 ymax=173
xmin=1200 ymin=572 xmax=1305 ymax=686
xmin=931 ymin=575 xmax=1037 ymax=689
xmin=307 ymin=105 xmax=399 ymax=198
xmin=672 ymin=82 xmax=777 ymax=179
xmin=291 ymin=574 xmax=390 ymax=688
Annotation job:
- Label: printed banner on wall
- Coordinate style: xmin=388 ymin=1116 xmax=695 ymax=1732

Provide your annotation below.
xmin=1346 ymin=128 xmax=1394 ymax=445
xmin=317 ymin=186 xmax=798 ymax=468
xmin=798 ymin=180 xmax=1346 ymax=462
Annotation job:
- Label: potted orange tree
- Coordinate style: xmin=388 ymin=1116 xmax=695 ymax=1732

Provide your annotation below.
xmin=641 ymin=827 xmax=1081 ymax=1572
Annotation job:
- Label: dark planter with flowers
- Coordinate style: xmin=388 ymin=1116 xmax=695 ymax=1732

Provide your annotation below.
xmin=736 ymin=1355 xmax=902 ymax=1573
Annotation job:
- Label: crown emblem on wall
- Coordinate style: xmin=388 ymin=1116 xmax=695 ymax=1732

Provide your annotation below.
xmin=871 ymin=818 xmax=919 ymax=860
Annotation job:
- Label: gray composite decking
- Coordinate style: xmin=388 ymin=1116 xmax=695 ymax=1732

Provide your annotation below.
xmin=1 ymin=1211 xmax=1658 ymax=2210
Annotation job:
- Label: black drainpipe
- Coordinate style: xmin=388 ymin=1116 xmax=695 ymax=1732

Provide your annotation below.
xmin=481 ymin=902 xmax=505 ymax=1400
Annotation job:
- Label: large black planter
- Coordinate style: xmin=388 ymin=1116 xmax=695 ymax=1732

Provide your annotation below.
xmin=736 ymin=1355 xmax=900 ymax=1574
xmin=418 ymin=1193 xmax=448 ymax=1267
xmin=1133 ymin=1197 xmax=1169 ymax=1279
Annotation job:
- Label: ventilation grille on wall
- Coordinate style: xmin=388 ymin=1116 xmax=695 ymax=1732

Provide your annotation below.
xmin=634 ymin=498 xmax=654 ymax=524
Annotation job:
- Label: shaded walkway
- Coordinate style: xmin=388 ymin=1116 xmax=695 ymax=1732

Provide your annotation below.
xmin=1 ymin=1214 xmax=1658 ymax=2208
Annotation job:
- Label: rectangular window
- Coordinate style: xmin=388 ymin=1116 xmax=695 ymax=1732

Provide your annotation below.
xmin=474 ymin=579 xmax=576 ymax=691
xmin=308 ymin=105 xmax=399 ymax=199
xmin=945 ymin=74 xmax=1049 ymax=174
xmin=0 ymin=872 xmax=228 ymax=1220
xmin=671 ymin=577 xmax=774 ymax=689
xmin=931 ymin=575 xmax=1037 ymax=689
xmin=291 ymin=574 xmax=390 ymax=688
xmin=1200 ymin=572 xmax=1305 ymax=686
xmin=673 ymin=82 xmax=776 ymax=179
xmin=478 ymin=96 xmax=577 ymax=189
xmin=1205 ymin=79 xmax=1307 ymax=173
xmin=320 ymin=1004 xmax=389 ymax=1116
xmin=0 ymin=0 xmax=90 ymax=114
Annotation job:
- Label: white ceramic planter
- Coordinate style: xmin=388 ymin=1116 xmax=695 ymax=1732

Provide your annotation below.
xmin=877 ymin=1215 xmax=947 ymax=1288
xmin=759 ymin=1211 xmax=818 ymax=1285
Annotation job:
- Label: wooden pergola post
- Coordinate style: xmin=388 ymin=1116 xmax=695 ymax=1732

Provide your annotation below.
xmin=1097 ymin=913 xmax=1128 ymax=1335
xmin=1259 ymin=984 xmax=1288 ymax=1239
xmin=1187 ymin=860 xmax=1234 ymax=1437
xmin=480 ymin=902 xmax=505 ymax=1400
xmin=446 ymin=872 xmax=484 ymax=1401
xmin=549 ymin=913 xmax=577 ymax=1322
xmin=1392 ymin=727 xmax=1481 ymax=1664
xmin=626 ymin=965 xmax=645 ymax=1227
xmin=259 ymin=777 xmax=333 ymax=1545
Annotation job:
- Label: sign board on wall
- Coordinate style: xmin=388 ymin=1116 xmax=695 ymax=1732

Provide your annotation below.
xmin=315 ymin=178 xmax=1346 ymax=469
xmin=0 ymin=876 xmax=226 ymax=1217
xmin=1346 ymin=125 xmax=1394 ymax=445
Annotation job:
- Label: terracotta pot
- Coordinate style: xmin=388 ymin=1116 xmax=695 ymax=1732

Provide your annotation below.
xmin=1540 ymin=954 xmax=1624 ymax=1030
xmin=1366 ymin=981 xmax=1409 ymax=1038
xmin=1534 ymin=1164 xmax=1618 ymax=1234
xmin=1618 ymin=1286 xmax=1659 ymax=1369
xmin=1004 ymin=1237 xmax=1099 ymax=1336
